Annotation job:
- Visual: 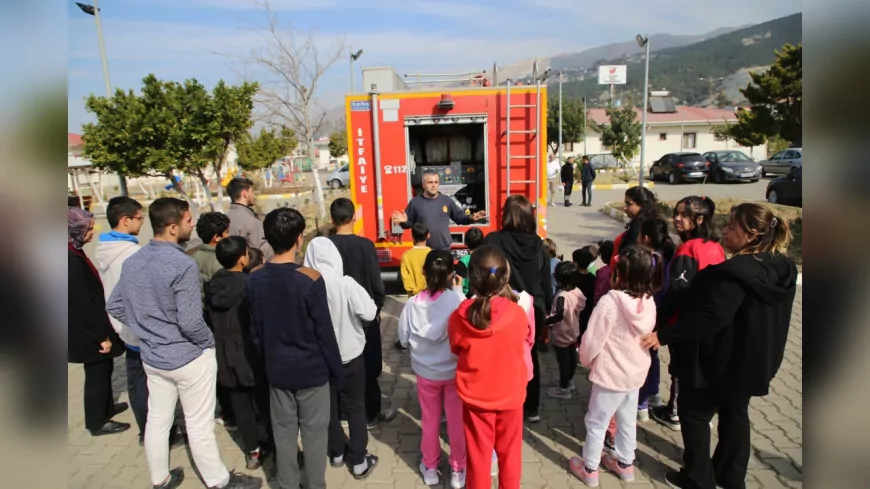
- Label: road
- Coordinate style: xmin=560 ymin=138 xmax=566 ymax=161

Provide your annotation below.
xmin=592 ymin=178 xmax=771 ymax=208
xmin=68 ymin=187 xmax=802 ymax=489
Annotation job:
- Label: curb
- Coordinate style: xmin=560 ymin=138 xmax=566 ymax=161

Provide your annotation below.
xmin=575 ymin=182 xmax=655 ymax=191
xmin=599 ymin=203 xmax=803 ymax=286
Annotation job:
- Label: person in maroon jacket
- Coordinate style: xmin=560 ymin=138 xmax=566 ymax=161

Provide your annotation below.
xmin=650 ymin=196 xmax=725 ymax=431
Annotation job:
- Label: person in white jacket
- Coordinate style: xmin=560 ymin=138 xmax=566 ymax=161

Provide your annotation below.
xmin=303 ymin=237 xmax=380 ymax=479
xmin=94 ymin=196 xmax=179 ymax=446
xmin=397 ymin=249 xmax=468 ymax=488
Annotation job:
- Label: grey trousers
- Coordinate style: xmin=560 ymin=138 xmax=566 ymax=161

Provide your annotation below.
xmin=271 ymin=383 xmax=331 ymax=489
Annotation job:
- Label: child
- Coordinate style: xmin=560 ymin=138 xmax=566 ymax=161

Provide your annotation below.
xmin=244 ymin=247 xmax=264 ymax=273
xmin=456 ymin=227 xmax=485 ymax=298
xmin=401 ymin=222 xmax=431 ymax=297
xmin=612 ymin=187 xmax=660 ymax=268
xmin=650 ymin=196 xmax=725 ymax=431
xmin=572 ymin=245 xmax=599 ymax=339
xmin=449 ymin=245 xmax=533 ymax=489
xmin=303 ymin=237 xmax=380 ymax=479
xmin=545 ymin=261 xmax=586 ymax=399
xmin=205 ymin=236 xmax=271 ymax=469
xmin=543 ymin=238 xmax=560 ymax=298
xmin=569 ymin=246 xmax=663 ymax=487
xmin=397 ymin=250 xmax=467 ymax=488
xmin=594 ymin=240 xmax=614 ymax=305
xmin=637 ymin=218 xmax=675 ymax=420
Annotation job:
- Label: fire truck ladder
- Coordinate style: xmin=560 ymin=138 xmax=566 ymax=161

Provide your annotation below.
xmin=504 ymin=61 xmax=543 ymax=203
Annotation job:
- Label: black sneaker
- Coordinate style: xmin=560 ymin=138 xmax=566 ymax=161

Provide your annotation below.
xmin=246 ymin=447 xmax=266 ymax=470
xmin=366 ymin=408 xmax=398 ymax=430
xmin=351 ymin=454 xmax=379 ymax=480
xmin=210 ymin=471 xmax=262 ymax=489
xmin=393 ymin=339 xmax=408 ymax=351
xmin=664 ymin=470 xmax=693 ymax=488
xmin=650 ymin=405 xmax=681 ymax=431
xmin=153 ymin=467 xmax=184 ymax=489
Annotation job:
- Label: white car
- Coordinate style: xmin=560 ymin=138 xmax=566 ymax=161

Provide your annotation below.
xmin=327 ymin=164 xmax=350 ymax=189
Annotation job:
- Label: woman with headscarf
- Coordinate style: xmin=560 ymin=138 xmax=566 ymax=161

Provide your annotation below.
xmin=68 ymin=207 xmax=129 ymax=436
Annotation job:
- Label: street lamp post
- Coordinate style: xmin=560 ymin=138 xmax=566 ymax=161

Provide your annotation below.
xmin=76 ymin=1 xmax=128 ymax=197
xmin=582 ymin=96 xmax=587 ymax=156
xmin=558 ymin=72 xmax=563 ymax=163
xmin=636 ymin=34 xmax=650 ymax=188
xmin=349 ymin=49 xmax=363 ymax=92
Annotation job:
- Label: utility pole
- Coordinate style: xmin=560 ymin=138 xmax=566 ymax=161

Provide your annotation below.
xmin=77 ymin=1 xmax=128 ymax=197
xmin=558 ymin=72 xmax=563 ymax=163
xmin=582 ymin=96 xmax=587 ymax=156
xmin=636 ymin=34 xmax=651 ymax=188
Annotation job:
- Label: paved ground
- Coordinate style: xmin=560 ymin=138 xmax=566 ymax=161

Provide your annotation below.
xmin=68 ymin=193 xmax=802 ymax=489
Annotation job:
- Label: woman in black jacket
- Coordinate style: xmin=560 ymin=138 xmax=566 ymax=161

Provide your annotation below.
xmin=68 ymin=207 xmax=128 ymax=436
xmin=642 ymin=203 xmax=797 ymax=489
xmin=483 ymin=195 xmax=553 ymax=421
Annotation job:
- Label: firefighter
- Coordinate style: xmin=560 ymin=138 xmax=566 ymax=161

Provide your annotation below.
xmin=392 ymin=170 xmax=486 ymax=251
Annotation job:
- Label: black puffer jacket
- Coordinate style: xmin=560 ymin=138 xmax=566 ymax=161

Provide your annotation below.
xmin=483 ymin=231 xmax=554 ymax=319
xmin=205 ymin=269 xmax=262 ymax=388
xmin=657 ymin=252 xmax=797 ymax=396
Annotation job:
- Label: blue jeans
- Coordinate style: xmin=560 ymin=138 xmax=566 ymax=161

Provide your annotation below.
xmin=638 ymin=348 xmax=661 ymax=409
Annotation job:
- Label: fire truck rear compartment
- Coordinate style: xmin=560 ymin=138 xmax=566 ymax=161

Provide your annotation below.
xmin=406 ymin=120 xmax=488 ymax=244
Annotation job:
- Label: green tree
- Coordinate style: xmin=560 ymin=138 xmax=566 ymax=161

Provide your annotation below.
xmin=712 ymin=118 xmax=767 ymax=158
xmin=546 ymin=96 xmax=586 ymax=153
xmin=328 ymin=131 xmax=348 ymax=158
xmin=237 ymin=127 xmax=297 ymax=172
xmin=737 ymin=43 xmax=802 ymax=145
xmin=590 ymin=100 xmax=642 ymax=166
xmin=82 ymin=74 xmax=258 ymax=211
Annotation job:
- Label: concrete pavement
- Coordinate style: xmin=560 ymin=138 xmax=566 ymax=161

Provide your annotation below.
xmin=67 ymin=204 xmax=802 ymax=489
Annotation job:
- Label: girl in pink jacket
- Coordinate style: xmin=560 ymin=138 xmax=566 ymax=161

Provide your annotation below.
xmin=569 ymin=246 xmax=663 ymax=487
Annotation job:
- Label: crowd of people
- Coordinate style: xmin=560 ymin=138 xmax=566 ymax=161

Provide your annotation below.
xmin=68 ymin=176 xmax=798 ymax=489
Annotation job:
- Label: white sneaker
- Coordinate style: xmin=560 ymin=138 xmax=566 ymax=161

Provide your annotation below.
xmin=419 ymin=462 xmax=440 ymax=486
xmin=450 ymin=469 xmax=466 ymax=488
xmin=491 ymin=450 xmax=498 ymax=476
xmin=638 ymin=408 xmax=650 ymax=422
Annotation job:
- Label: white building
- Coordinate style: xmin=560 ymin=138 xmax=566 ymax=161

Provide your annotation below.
xmin=556 ymin=103 xmax=767 ymax=166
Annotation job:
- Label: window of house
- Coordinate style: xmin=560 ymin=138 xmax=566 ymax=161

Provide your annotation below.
xmin=682 ymin=132 xmax=697 ymax=149
xmin=659 ymin=133 xmax=667 ymax=141
xmin=562 ymin=142 xmax=574 ymax=152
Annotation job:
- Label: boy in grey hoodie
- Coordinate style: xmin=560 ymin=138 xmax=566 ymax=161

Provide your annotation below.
xmin=94 ymin=196 xmax=180 ymax=445
xmin=303 ymin=237 xmax=379 ymax=479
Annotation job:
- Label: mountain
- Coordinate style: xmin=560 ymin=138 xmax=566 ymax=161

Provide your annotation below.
xmin=556 ymin=12 xmax=802 ymax=105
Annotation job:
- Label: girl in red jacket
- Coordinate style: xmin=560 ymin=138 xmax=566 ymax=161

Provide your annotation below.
xmin=449 ymin=245 xmax=532 ymax=489
xmin=650 ymin=196 xmax=725 ymax=431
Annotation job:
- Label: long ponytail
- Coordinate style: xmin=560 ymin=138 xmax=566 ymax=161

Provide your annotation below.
xmin=466 ymin=246 xmax=515 ymax=330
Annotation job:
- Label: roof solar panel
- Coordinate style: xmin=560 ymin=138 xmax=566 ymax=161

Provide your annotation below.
xmin=649 ymin=97 xmax=666 ymax=113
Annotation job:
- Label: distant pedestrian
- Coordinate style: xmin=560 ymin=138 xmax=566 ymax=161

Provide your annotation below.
xmin=561 ymin=157 xmax=576 ymax=207
xmin=579 ymin=155 xmax=597 ymax=207
xmin=546 ymin=154 xmax=561 ymax=205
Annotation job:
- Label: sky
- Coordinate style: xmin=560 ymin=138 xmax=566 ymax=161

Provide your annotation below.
xmin=67 ymin=0 xmax=802 ymax=132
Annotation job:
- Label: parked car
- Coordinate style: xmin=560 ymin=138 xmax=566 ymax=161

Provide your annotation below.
xmin=649 ymin=152 xmax=710 ymax=184
xmin=327 ymin=164 xmax=350 ymax=189
xmin=585 ymin=153 xmax=620 ymax=169
xmin=703 ymin=150 xmax=762 ymax=183
xmin=760 ymin=148 xmax=802 ymax=177
xmin=766 ymin=166 xmax=802 ymax=207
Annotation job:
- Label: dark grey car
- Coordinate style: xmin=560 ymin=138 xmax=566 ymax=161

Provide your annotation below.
xmin=703 ymin=150 xmax=762 ymax=183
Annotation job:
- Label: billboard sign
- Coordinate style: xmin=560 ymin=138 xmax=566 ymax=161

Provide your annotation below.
xmin=598 ymin=65 xmax=627 ymax=85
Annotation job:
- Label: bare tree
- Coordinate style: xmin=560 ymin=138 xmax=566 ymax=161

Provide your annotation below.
xmin=233 ymin=0 xmax=346 ymax=219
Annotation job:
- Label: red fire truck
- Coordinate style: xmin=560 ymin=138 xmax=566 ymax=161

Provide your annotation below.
xmin=344 ymin=65 xmax=550 ymax=281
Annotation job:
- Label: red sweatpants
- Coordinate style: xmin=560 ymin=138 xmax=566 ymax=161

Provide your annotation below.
xmin=463 ymin=405 xmax=523 ymax=489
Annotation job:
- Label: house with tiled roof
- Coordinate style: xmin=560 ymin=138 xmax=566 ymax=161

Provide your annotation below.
xmin=557 ymin=94 xmax=767 ymax=167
